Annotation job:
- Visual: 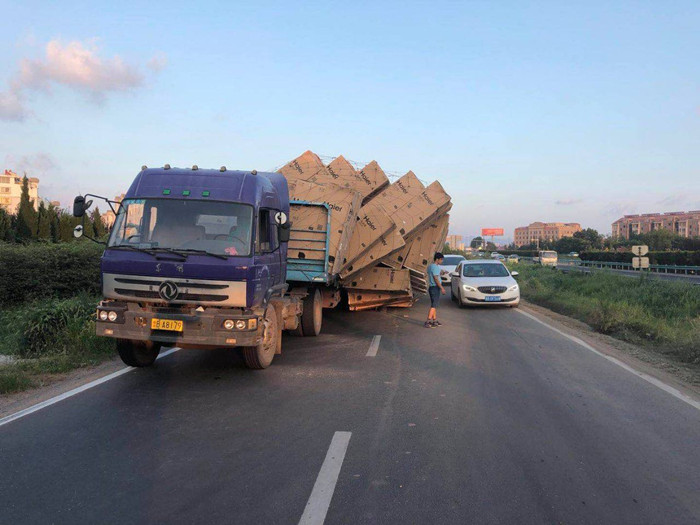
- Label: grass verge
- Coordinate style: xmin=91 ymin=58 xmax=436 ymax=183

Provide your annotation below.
xmin=0 ymin=294 xmax=115 ymax=395
xmin=513 ymin=264 xmax=700 ymax=363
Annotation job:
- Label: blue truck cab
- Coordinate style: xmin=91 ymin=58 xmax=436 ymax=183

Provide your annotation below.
xmin=77 ymin=166 xmax=329 ymax=369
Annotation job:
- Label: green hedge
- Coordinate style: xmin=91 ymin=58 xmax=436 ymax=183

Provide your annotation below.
xmin=0 ymin=242 xmax=103 ymax=306
xmin=580 ymin=251 xmax=700 ymax=266
xmin=498 ymin=250 xmax=538 ymax=257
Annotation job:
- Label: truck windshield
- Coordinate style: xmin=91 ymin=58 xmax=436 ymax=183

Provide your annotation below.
xmin=108 ymin=199 xmax=254 ymax=256
xmin=541 ymin=251 xmax=557 ymax=258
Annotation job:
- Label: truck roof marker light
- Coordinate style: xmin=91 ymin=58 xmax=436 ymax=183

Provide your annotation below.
xmin=163 ymin=189 xmax=171 ymax=195
xmin=202 ymin=191 xmax=210 ymax=197
xmin=251 ymin=170 xmax=257 ymax=175
xmin=192 ymin=165 xmax=198 ymax=170
xmin=182 ymin=190 xmax=190 ymax=196
xmin=164 ymin=164 xmax=171 ymax=170
xmin=220 ymin=166 xmax=226 ymax=172
xmin=141 ymin=165 xmax=147 ymax=171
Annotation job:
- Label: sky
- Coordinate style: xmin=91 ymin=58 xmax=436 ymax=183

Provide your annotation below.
xmin=1 ymin=1 xmax=699 ymax=241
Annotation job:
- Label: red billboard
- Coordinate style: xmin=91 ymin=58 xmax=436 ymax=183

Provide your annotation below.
xmin=481 ymin=228 xmax=504 ymax=236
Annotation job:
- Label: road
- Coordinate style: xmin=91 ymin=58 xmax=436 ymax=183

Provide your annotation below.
xmin=1 ymin=297 xmax=699 ymax=524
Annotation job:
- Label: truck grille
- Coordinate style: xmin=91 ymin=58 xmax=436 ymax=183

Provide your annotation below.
xmin=478 ymin=286 xmax=507 ymax=294
xmin=103 ymin=274 xmax=246 ymax=307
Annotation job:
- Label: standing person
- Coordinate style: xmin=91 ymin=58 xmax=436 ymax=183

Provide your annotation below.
xmin=425 ymin=252 xmax=446 ymax=328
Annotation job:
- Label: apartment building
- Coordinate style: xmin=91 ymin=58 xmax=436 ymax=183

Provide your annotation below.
xmin=612 ymin=211 xmax=700 ymax=239
xmin=0 ymin=170 xmax=40 ymax=214
xmin=514 ymin=222 xmax=581 ymax=247
xmin=445 ymin=234 xmax=464 ymax=251
xmin=101 ymin=193 xmax=126 ymax=228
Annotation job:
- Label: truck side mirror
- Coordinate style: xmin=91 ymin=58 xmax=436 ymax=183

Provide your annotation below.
xmin=73 ymin=196 xmax=93 ymax=217
xmin=278 ymin=222 xmax=291 ymax=243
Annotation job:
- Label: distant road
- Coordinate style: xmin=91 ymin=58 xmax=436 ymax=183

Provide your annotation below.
xmin=1 ymin=297 xmax=699 ymax=524
xmin=557 ymin=260 xmax=700 ymax=284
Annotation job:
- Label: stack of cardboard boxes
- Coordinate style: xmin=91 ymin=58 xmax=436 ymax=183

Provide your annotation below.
xmin=279 ymin=151 xmax=451 ymax=310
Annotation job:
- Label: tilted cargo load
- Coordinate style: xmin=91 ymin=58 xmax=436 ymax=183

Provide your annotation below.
xmin=279 ymin=151 xmax=451 ymax=310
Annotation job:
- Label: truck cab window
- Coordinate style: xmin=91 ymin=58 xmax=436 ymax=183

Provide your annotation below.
xmin=258 ymin=209 xmax=272 ymax=253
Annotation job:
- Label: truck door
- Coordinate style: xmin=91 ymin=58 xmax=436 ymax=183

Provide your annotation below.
xmin=255 ymin=209 xmax=282 ymax=301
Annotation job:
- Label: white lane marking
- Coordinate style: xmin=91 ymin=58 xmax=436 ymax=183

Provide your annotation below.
xmin=299 ymin=431 xmax=352 ymax=525
xmin=366 ymin=335 xmax=381 ymax=357
xmin=0 ymin=347 xmax=181 ymax=428
xmin=515 ymin=309 xmax=700 ymax=412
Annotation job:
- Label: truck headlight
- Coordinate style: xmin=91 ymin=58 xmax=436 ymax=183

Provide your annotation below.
xmin=235 ymin=320 xmax=247 ymax=330
xmin=107 ymin=311 xmax=118 ymax=322
xmin=223 ymin=319 xmax=235 ymax=330
xmin=99 ymin=310 xmax=109 ymax=321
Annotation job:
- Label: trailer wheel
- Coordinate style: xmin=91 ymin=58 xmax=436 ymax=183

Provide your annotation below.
xmin=243 ymin=305 xmax=279 ymax=369
xmin=301 ymin=288 xmax=322 ymax=337
xmin=116 ymin=339 xmax=161 ymax=367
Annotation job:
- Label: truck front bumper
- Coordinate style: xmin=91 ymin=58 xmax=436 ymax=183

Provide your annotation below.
xmin=96 ymin=302 xmax=262 ymax=348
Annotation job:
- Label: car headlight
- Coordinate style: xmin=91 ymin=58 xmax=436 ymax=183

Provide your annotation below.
xmin=463 ymin=285 xmax=478 ymax=292
xmin=508 ymin=284 xmax=519 ymax=291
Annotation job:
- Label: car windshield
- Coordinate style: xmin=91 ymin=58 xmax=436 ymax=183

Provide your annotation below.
xmin=442 ymin=256 xmax=464 ymax=265
xmin=463 ymin=263 xmax=510 ymax=277
xmin=109 ymin=198 xmax=254 ymax=256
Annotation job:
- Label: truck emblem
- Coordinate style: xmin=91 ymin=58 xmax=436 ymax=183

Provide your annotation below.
xmin=155 ymin=263 xmax=161 ymax=273
xmin=159 ymin=281 xmax=179 ymax=301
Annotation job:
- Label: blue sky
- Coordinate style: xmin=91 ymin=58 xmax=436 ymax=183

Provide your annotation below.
xmin=1 ymin=1 xmax=699 ymax=240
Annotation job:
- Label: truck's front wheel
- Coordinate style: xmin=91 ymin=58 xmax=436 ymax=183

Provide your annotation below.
xmin=243 ymin=305 xmax=279 ymax=369
xmin=116 ymin=339 xmax=161 ymax=367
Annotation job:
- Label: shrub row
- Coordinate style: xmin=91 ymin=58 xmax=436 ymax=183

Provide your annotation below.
xmin=580 ymin=251 xmax=700 ymax=266
xmin=0 ymin=242 xmax=103 ymax=306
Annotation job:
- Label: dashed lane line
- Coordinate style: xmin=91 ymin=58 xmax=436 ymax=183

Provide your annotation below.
xmin=366 ymin=335 xmax=382 ymax=357
xmin=299 ymin=431 xmax=352 ymax=525
xmin=0 ymin=347 xmax=181 ymax=428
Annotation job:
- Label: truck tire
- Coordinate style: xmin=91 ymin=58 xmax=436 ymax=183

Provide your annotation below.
xmin=301 ymin=288 xmax=322 ymax=337
xmin=243 ymin=305 xmax=279 ymax=369
xmin=116 ymin=339 xmax=161 ymax=367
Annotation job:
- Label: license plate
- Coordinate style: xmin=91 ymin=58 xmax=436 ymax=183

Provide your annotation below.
xmin=151 ymin=318 xmax=184 ymax=332
xmin=485 ymin=296 xmax=501 ymax=302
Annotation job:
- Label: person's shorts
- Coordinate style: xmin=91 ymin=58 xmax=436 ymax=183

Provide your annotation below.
xmin=428 ymin=286 xmax=440 ymax=308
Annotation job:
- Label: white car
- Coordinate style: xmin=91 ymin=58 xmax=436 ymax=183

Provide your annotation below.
xmin=450 ymin=260 xmax=520 ymax=307
xmin=439 ymin=255 xmax=466 ymax=285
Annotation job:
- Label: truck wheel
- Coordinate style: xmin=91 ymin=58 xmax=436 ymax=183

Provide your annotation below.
xmin=243 ymin=305 xmax=279 ymax=369
xmin=301 ymin=289 xmax=322 ymax=337
xmin=116 ymin=339 xmax=161 ymax=367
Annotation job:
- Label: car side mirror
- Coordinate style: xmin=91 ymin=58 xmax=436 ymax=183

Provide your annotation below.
xmin=450 ymin=271 xmax=458 ymax=277
xmin=278 ymin=222 xmax=291 ymax=243
xmin=511 ymin=271 xmax=519 ymax=277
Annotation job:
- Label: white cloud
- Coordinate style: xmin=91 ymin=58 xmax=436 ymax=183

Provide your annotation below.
xmin=555 ymin=198 xmax=582 ymax=206
xmin=5 ymin=152 xmax=57 ymax=176
xmin=0 ymin=39 xmax=166 ymax=121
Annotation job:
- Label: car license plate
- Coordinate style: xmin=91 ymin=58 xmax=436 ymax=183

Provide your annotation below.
xmin=151 ymin=318 xmax=183 ymax=332
xmin=485 ymin=296 xmax=501 ymax=302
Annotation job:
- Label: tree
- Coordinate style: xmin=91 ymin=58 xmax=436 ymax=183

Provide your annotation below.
xmin=47 ymin=203 xmax=61 ymax=242
xmin=0 ymin=207 xmax=12 ymax=242
xmin=573 ymin=228 xmax=603 ymax=249
xmin=90 ymin=207 xmax=106 ymax=238
xmin=470 ymin=236 xmax=483 ymax=249
xmin=485 ymin=241 xmax=497 ymax=251
xmin=36 ymin=201 xmax=52 ymax=240
xmin=57 ymin=209 xmax=80 ymax=242
xmin=15 ymin=175 xmax=38 ymax=241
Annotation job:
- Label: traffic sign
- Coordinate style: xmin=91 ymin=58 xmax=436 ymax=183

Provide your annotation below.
xmin=632 ymin=245 xmax=648 ymax=256
xmin=632 ymin=257 xmax=649 ymax=269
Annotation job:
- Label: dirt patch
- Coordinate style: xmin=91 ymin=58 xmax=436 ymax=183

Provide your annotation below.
xmin=521 ymin=300 xmax=700 ymax=396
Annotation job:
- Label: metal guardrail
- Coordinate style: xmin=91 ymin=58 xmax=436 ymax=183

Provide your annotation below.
xmin=557 ymin=259 xmax=700 ymax=276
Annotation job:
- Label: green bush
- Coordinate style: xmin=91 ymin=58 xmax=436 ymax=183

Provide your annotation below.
xmin=514 ymin=265 xmax=700 ymax=363
xmin=580 ymin=250 xmax=700 ymax=266
xmin=0 ymin=242 xmax=103 ymax=307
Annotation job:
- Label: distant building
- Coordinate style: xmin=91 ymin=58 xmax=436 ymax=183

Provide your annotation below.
xmin=101 ymin=193 xmax=126 ymax=228
xmin=514 ymin=222 xmax=581 ymax=247
xmin=0 ymin=170 xmax=40 ymax=214
xmin=612 ymin=211 xmax=700 ymax=239
xmin=445 ymin=234 xmax=463 ymax=250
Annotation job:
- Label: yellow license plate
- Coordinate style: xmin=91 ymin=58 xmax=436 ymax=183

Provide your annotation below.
xmin=151 ymin=318 xmax=184 ymax=332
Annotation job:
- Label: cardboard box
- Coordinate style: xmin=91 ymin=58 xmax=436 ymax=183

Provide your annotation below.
xmin=336 ymin=200 xmax=397 ymax=273
xmin=357 ymin=160 xmax=390 ymax=203
xmin=347 ymin=290 xmax=415 ymax=310
xmin=287 ymin=179 xmax=361 ymax=274
xmin=403 ymin=214 xmax=450 ymax=273
xmin=278 ymin=150 xmax=334 ymax=185
xmin=339 ymin=228 xmax=405 ymax=280
xmin=345 ymin=266 xmax=412 ymax=292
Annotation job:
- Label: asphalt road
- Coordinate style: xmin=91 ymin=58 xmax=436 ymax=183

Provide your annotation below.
xmin=1 ymin=296 xmax=699 ymax=524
